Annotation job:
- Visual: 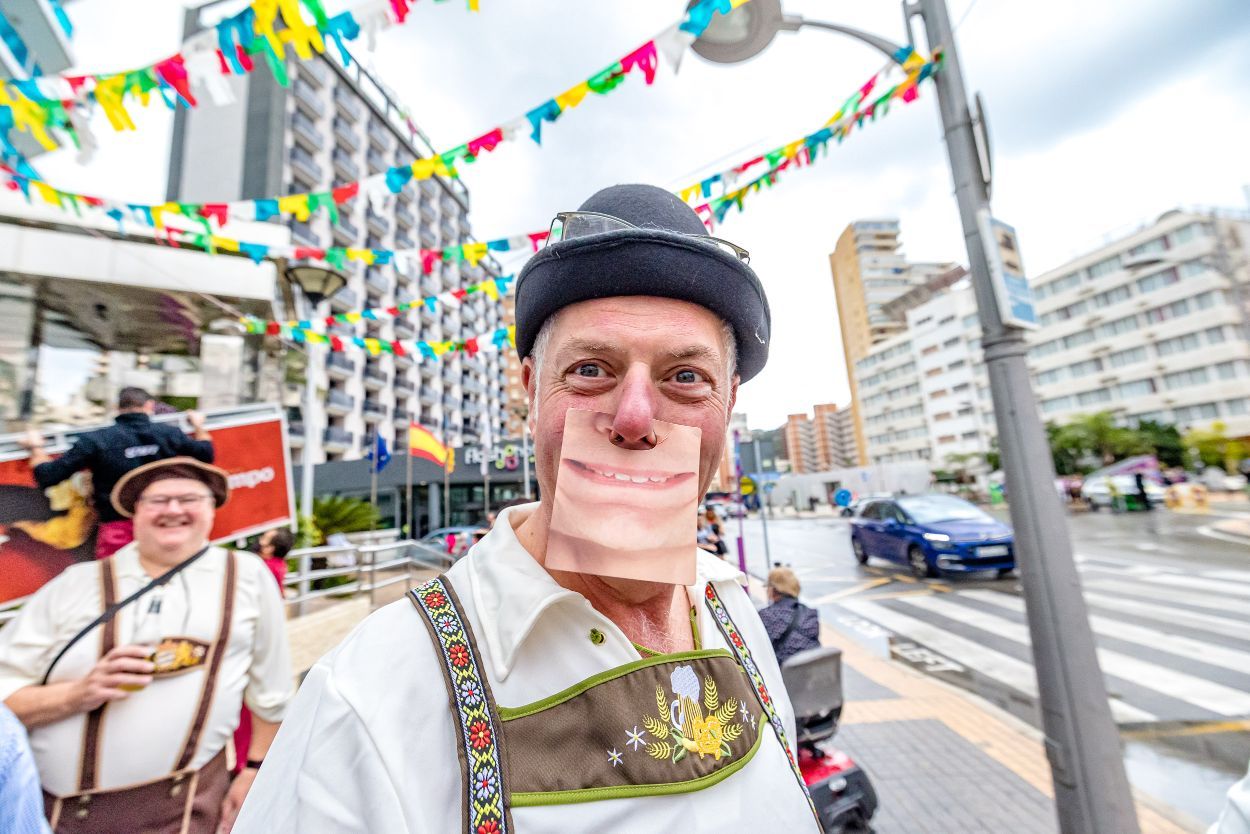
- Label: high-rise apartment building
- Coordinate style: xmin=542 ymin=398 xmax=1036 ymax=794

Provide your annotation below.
xmin=830 ymin=219 xmax=956 ymax=464
xmin=167 ymin=7 xmax=510 ymax=465
xmin=1028 ymin=208 xmax=1250 ymax=437
xmin=781 ymin=404 xmax=858 ymax=473
xmin=1 ymin=0 xmax=74 ymax=159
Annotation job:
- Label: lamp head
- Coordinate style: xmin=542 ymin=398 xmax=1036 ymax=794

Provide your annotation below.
xmin=690 ymin=0 xmax=785 ymax=64
xmin=286 ymin=263 xmax=348 ymax=306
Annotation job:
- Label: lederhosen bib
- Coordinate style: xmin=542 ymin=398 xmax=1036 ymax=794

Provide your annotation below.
xmin=408 ymin=577 xmax=819 ymax=833
xmin=44 ymin=553 xmax=238 ymax=834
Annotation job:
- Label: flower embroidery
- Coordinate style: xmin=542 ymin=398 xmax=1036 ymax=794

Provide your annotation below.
xmin=476 ymin=822 xmax=500 ymax=834
xmin=423 ymin=590 xmax=447 ymax=609
xmin=625 ymin=726 xmax=646 ymax=751
xmin=473 ymin=768 xmax=498 ymax=800
xmin=458 ymin=679 xmax=483 ymax=706
xmin=607 ymin=748 xmax=623 ymax=767
xmin=730 ymin=632 xmax=744 ymax=648
xmin=435 ymin=613 xmax=459 ymax=635
xmin=469 ymin=720 xmax=492 ymax=750
xmin=449 ymin=643 xmax=470 ymax=668
xmin=639 ymin=666 xmax=747 ymax=764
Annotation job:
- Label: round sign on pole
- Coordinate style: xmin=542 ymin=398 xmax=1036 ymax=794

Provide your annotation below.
xmin=740 ymin=476 xmax=755 ymax=495
xmin=834 ymin=489 xmax=852 ymax=507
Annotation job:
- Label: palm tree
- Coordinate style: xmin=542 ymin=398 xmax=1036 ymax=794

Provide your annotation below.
xmin=312 ymin=495 xmax=381 ymax=540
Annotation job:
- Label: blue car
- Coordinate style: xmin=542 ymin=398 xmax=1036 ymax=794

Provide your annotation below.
xmin=850 ymin=494 xmax=1015 ymax=579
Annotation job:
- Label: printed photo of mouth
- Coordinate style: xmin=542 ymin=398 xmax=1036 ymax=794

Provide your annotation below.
xmin=547 ymin=409 xmax=703 ymax=586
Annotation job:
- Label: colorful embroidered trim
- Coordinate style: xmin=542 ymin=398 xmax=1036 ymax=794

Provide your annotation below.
xmin=410 ymin=578 xmax=509 ymax=834
xmin=703 ymin=583 xmax=819 ymax=823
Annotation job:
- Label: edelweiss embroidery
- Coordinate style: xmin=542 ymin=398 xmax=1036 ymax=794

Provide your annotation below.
xmin=640 ymin=665 xmax=750 ymax=764
xmin=411 ymin=579 xmax=508 ymax=834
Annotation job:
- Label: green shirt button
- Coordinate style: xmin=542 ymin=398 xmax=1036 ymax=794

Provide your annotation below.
xmin=589 ymin=628 xmax=605 ymax=645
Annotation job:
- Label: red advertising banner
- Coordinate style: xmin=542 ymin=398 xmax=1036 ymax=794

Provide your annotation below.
xmin=0 ymin=409 xmax=293 ymax=604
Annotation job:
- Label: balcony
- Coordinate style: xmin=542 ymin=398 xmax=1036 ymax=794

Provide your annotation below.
xmin=323 ymin=427 xmax=353 ymax=451
xmin=420 ymin=306 xmax=438 ymax=327
xmin=462 ymin=377 xmax=485 ymax=395
xmin=461 ymin=304 xmax=478 ymax=324
xmin=290 ymin=146 xmax=324 ymax=184
xmin=364 ymin=365 xmax=388 ymax=390
xmin=290 ymin=220 xmax=318 ymax=246
xmin=396 ymin=204 xmax=415 ymax=228
xmin=419 ymin=201 xmax=437 ymax=223
xmin=395 ymin=350 xmax=415 ymax=368
xmin=368 ymin=120 xmax=392 ymax=148
xmin=366 ymin=150 xmax=388 ymax=175
xmin=329 ymin=286 xmax=358 ymax=311
xmin=440 ymin=217 xmax=459 ymax=241
xmin=332 ymin=149 xmax=359 ymax=180
xmin=326 ymin=353 xmax=356 ymax=379
xmin=293 ymin=79 xmax=325 ymax=117
xmin=393 ymin=318 xmax=416 ymax=339
xmin=395 ymin=377 xmax=416 ymax=397
xmin=366 ymin=209 xmax=389 ymax=236
xmin=462 ymin=400 xmax=483 ymax=417
xmin=394 ymin=407 xmax=412 ymax=425
xmin=443 ymin=395 xmax=461 ymax=411
xmin=441 ymin=195 xmax=460 ymax=216
xmin=332 ymin=216 xmax=359 ymax=245
xmin=441 ymin=315 xmax=459 ymax=334
xmin=462 ymin=356 xmax=484 ymax=374
xmin=291 ymin=110 xmax=322 ymax=150
xmin=362 ymin=399 xmax=386 ymax=421
xmin=420 ymin=179 xmax=439 ymax=200
xmin=420 ymin=275 xmax=441 ymax=296
xmin=333 ymin=118 xmax=359 ymax=150
xmin=396 ymin=287 xmax=416 ymax=306
xmin=289 ymin=421 xmax=305 ymax=448
xmin=326 ymin=388 xmax=355 ymax=415
xmin=334 ymin=87 xmax=364 ymax=120
xmin=395 ymin=233 xmax=414 ymax=250
xmin=420 ymin=386 xmax=440 ymax=406
xmin=300 ymin=57 xmax=330 ymax=85
xmin=419 ymin=226 xmax=438 ymax=250
xmin=365 ymin=269 xmax=390 ymax=294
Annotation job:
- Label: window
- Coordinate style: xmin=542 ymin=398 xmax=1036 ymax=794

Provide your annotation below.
xmin=1077 ymin=389 xmax=1113 ymax=406
xmin=943 ymin=337 xmax=960 ymax=348
xmin=1135 ymin=268 xmax=1179 ymax=294
xmin=921 ymin=345 xmax=939 ymax=356
xmin=925 ymin=367 xmax=943 ymax=377
xmin=962 ymin=314 xmax=979 ymax=329
xmin=1116 ymin=379 xmax=1156 ymax=398
xmin=1194 ymin=290 xmax=1224 ymax=310
xmin=933 ymin=411 xmax=953 ymax=421
xmin=1215 ymin=360 xmax=1247 ymax=380
xmin=1204 ymin=326 xmax=1227 ymax=345
xmin=1174 ymin=402 xmax=1219 ymax=422
xmin=1093 ymin=285 xmax=1132 ymax=308
xmin=1100 ymin=312 xmax=1140 ymax=340
xmin=937 ymin=435 xmax=957 ymax=444
xmin=961 ymin=431 xmax=980 ymax=440
xmin=948 ymin=359 xmax=967 ymax=370
xmin=1155 ymin=332 xmax=1203 ymax=356
xmin=1180 ymin=261 xmax=1207 ymax=279
xmin=930 ymin=389 xmax=949 ymax=400
xmin=1088 ymin=256 xmax=1122 ymax=279
xmin=1145 ymin=298 xmax=1190 ymax=323
xmin=1128 ymin=237 xmax=1167 ymax=258
xmin=1108 ymin=346 xmax=1147 ymax=368
xmin=1163 ymin=367 xmax=1210 ymax=389
xmin=1068 ymin=358 xmax=1103 ymax=378
xmin=1031 ymin=340 xmax=1060 ymax=358
xmin=938 ymin=315 xmax=955 ymax=325
xmin=1042 ymin=395 xmax=1074 ymax=414
xmin=953 ymin=382 xmax=972 ymax=392
xmin=957 ymin=405 xmax=975 ymax=416
xmin=915 ymin=316 xmax=933 ymax=327
xmin=1227 ymin=398 xmax=1249 ymax=416
xmin=1062 ymin=330 xmax=1096 ymax=350
xmin=1036 ymin=368 xmax=1064 ymax=386
xmin=1170 ymin=223 xmax=1208 ymax=246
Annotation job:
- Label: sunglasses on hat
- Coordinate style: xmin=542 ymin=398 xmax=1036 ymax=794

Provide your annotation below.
xmin=545 ymin=210 xmax=751 ymax=264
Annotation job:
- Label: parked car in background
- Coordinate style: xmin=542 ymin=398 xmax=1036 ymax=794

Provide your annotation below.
xmin=705 ymin=500 xmax=746 ymax=519
xmin=839 ymin=492 xmax=894 ymax=517
xmin=418 ymin=525 xmax=488 ymax=558
xmin=850 ymin=494 xmax=1015 ymax=579
xmin=1081 ymin=475 xmax=1166 ymax=510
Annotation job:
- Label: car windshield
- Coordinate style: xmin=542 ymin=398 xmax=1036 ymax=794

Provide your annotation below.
xmin=897 ymin=495 xmax=993 ymax=524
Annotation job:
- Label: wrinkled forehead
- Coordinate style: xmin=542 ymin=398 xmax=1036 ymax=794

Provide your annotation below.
xmin=140 ymin=476 xmax=212 ymax=499
xmin=547 ymin=296 xmax=730 ymax=361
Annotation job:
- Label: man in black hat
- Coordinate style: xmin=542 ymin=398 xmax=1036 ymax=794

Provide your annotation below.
xmin=236 ymin=185 xmax=819 ymax=833
xmin=21 ymin=387 xmax=215 ymax=558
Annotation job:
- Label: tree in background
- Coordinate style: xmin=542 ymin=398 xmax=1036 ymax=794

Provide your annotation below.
xmin=1183 ymin=421 xmax=1247 ymax=473
xmin=1135 ymin=420 xmax=1185 ymax=468
xmin=311 ymin=495 xmax=381 ymax=542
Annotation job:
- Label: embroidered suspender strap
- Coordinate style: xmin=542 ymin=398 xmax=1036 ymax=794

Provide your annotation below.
xmin=78 ymin=559 xmax=120 ymax=791
xmin=408 ymin=578 xmax=513 ymax=834
xmin=702 ymin=583 xmax=820 ymax=824
xmin=174 ymin=551 xmax=237 ymax=771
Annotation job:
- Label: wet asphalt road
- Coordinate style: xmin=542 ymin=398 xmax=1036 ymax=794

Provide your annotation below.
xmin=735 ymin=505 xmax=1250 ymax=830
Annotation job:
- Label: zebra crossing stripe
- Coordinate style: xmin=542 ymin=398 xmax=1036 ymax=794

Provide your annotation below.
xmin=1134 ymin=573 xmax=1250 ymax=598
xmin=1082 ymin=592 xmax=1250 ymax=641
xmin=961 ymin=590 xmax=1250 ymax=674
xmin=1080 ymin=579 xmax=1250 ymax=616
xmin=839 ymin=598 xmax=1156 ymax=724
xmin=898 ymin=595 xmax=1250 ymax=717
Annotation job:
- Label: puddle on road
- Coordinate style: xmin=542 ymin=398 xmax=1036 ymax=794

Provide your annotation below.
xmin=1122 ymin=727 xmax=1250 ymax=829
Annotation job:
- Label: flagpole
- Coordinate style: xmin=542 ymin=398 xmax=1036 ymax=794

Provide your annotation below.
xmin=405 ymin=425 xmax=414 ymax=539
xmin=443 ymin=458 xmax=450 ymax=528
xmin=369 ymin=437 xmax=378 ymax=535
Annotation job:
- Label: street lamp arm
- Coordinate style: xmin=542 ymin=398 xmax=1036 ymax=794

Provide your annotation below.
xmin=787 ymin=16 xmax=910 ymax=64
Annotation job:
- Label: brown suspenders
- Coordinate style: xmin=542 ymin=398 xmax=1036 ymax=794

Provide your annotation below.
xmin=75 ymin=551 xmax=237 ymax=792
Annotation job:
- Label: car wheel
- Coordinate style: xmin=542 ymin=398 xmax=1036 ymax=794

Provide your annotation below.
xmin=852 ymin=535 xmax=868 ymax=565
xmin=909 ymin=545 xmax=937 ymax=579
xmin=996 ymin=568 xmax=1014 ymax=580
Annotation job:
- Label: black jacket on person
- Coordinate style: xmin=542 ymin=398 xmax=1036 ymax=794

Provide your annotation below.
xmin=32 ymin=412 xmax=214 ymax=523
xmin=759 ymin=595 xmax=821 ymax=666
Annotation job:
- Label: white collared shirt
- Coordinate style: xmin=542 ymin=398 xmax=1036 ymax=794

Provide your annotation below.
xmin=0 ymin=544 xmax=294 ymax=795
xmin=234 ymin=503 xmax=819 ymax=833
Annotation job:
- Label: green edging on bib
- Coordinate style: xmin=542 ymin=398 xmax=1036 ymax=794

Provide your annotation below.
xmin=497 ymin=648 xmax=734 ymax=722
xmin=509 ymin=722 xmax=764 ymax=807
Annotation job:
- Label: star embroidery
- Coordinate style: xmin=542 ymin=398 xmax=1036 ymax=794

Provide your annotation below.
xmin=608 ymin=747 xmax=623 ymax=767
xmin=749 ymin=712 xmax=757 ymax=730
xmin=739 ymin=701 xmax=750 ymax=721
xmin=626 ymin=726 xmax=646 ymax=751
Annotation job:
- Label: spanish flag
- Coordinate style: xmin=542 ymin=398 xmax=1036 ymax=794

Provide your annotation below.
xmin=408 ymin=422 xmax=450 ymax=469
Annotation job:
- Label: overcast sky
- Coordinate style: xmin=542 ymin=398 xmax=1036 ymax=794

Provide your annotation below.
xmin=33 ymin=0 xmax=1250 ymax=428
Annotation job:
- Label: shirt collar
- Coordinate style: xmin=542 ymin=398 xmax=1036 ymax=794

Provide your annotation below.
xmin=464 ymin=502 xmax=743 ymax=681
xmin=111 ymin=541 xmax=219 ymax=581
xmin=114 ymin=412 xmax=151 ymax=426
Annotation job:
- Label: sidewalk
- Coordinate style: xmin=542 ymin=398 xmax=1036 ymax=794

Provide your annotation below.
xmin=820 ymin=622 xmax=1195 ymax=833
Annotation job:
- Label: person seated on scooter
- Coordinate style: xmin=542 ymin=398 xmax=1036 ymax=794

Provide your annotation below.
xmin=760 ymin=567 xmax=820 ymax=665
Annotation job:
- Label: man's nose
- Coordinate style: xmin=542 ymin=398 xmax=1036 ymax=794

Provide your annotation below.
xmin=609 ymin=365 xmax=658 ymax=450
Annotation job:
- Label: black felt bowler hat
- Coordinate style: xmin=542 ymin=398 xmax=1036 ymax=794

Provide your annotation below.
xmin=514 ymin=184 xmax=771 ymax=381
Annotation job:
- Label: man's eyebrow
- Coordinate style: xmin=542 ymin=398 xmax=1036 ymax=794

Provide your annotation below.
xmin=665 ymin=345 xmax=723 ymax=364
xmin=555 ymin=338 xmax=622 ymax=357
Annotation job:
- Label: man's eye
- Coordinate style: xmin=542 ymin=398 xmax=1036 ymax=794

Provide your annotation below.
xmin=674 ymin=370 xmax=705 ymax=384
xmin=574 ymin=363 xmax=602 ymax=378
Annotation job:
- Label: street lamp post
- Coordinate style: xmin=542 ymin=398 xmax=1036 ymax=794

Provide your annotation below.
xmin=285 ymin=262 xmax=348 ymax=522
xmin=693 ymin=2 xmax=1141 ymax=831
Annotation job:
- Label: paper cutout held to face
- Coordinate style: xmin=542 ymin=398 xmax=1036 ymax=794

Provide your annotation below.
xmin=547 ymin=409 xmax=702 ymax=586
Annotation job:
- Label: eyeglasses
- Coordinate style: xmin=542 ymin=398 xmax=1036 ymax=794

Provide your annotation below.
xmin=546 ymin=211 xmax=750 ymax=264
xmin=138 ymin=493 xmax=212 ymax=510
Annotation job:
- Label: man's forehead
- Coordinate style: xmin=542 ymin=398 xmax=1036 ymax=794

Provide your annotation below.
xmin=551 ymin=297 xmax=727 ymax=355
xmin=142 ymin=477 xmax=211 ymax=496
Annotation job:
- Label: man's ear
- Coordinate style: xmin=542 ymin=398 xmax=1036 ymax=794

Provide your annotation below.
xmin=727 ymin=374 xmax=740 ymax=420
xmin=521 ymin=357 xmax=537 ymax=430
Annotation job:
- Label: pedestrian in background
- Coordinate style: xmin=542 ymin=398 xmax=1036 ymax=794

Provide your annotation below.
xmin=0 ymin=702 xmax=51 ymax=834
xmin=20 ymin=387 xmax=214 ymax=558
xmin=759 ymin=567 xmax=821 ymax=665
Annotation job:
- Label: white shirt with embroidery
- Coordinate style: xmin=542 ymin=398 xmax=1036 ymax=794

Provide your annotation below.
xmin=234 ymin=503 xmax=820 ymax=833
xmin=0 ymin=544 xmax=294 ymax=795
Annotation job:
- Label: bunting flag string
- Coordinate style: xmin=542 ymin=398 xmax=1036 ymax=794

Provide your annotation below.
xmin=266 ymin=321 xmax=516 ymax=361
xmin=0 ymin=0 xmax=749 ymax=226
xmin=240 ymin=273 xmax=514 ymax=333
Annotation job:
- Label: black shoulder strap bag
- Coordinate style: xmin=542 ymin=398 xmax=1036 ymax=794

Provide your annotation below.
xmin=41 ymin=545 xmax=212 ymax=685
